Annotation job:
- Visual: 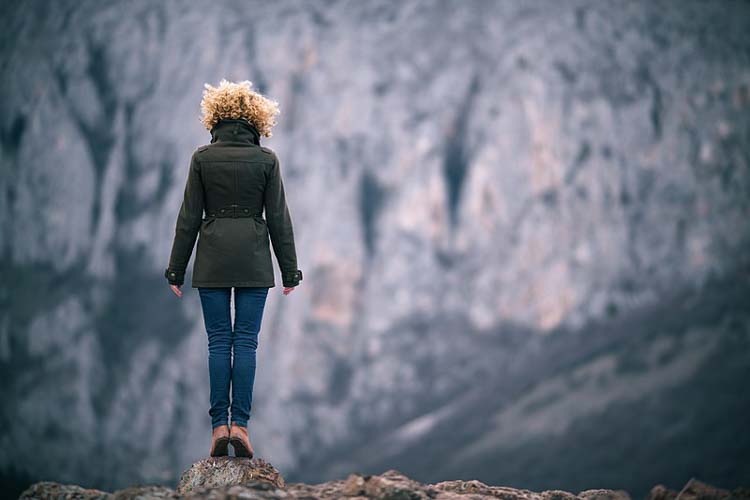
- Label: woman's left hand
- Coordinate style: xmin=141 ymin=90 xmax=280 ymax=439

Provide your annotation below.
xmin=170 ymin=284 xmax=183 ymax=297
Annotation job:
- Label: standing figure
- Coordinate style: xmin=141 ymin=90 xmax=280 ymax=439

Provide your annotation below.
xmin=165 ymin=79 xmax=303 ymax=458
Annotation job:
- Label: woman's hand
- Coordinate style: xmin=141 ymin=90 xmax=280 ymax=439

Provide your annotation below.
xmin=282 ymin=286 xmax=295 ymax=296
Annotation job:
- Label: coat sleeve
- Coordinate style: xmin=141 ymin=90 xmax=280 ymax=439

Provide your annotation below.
xmin=165 ymin=153 xmax=205 ymax=286
xmin=264 ymin=153 xmax=303 ymax=287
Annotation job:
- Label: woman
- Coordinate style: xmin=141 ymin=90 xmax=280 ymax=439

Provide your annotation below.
xmin=164 ymin=79 xmax=303 ymax=458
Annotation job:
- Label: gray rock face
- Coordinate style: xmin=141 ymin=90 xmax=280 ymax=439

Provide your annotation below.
xmin=2 ymin=0 xmax=750 ymax=498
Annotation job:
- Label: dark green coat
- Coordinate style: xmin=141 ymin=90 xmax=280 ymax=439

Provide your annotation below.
xmin=164 ymin=118 xmax=303 ymax=288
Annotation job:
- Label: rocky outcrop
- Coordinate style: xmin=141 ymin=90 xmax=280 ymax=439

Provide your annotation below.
xmin=18 ymin=458 xmax=750 ymax=500
xmin=287 ymin=469 xmax=633 ymax=500
xmin=649 ymin=478 xmax=750 ymax=500
xmin=176 ymin=457 xmax=285 ymax=495
xmin=18 ymin=482 xmax=174 ymax=499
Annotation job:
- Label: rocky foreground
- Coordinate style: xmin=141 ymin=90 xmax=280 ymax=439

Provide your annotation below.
xmin=18 ymin=457 xmax=750 ymax=500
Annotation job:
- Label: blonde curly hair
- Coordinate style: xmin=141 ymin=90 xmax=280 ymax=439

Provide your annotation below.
xmin=199 ymin=79 xmax=280 ymax=137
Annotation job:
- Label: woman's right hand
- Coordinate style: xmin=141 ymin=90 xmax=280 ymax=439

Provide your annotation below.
xmin=282 ymin=286 xmax=295 ymax=296
xmin=170 ymin=284 xmax=183 ymax=297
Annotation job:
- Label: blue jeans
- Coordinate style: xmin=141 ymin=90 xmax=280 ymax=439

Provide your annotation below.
xmin=198 ymin=286 xmax=270 ymax=429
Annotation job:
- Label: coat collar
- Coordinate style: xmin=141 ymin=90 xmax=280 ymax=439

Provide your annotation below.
xmin=209 ymin=118 xmax=261 ymax=145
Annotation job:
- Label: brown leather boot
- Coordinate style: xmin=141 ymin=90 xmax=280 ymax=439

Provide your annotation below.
xmin=229 ymin=423 xmax=254 ymax=458
xmin=210 ymin=424 xmax=230 ymax=457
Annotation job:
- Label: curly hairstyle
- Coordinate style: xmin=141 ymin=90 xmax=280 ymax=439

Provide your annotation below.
xmin=199 ymin=79 xmax=280 ymax=137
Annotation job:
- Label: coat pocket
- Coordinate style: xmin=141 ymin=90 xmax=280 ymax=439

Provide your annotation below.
xmin=253 ymin=217 xmax=268 ymax=236
xmin=200 ymin=217 xmax=217 ymax=233
xmin=252 ymin=218 xmax=267 ymax=244
xmin=198 ymin=217 xmax=218 ymax=244
xmin=253 ymin=219 xmax=271 ymax=254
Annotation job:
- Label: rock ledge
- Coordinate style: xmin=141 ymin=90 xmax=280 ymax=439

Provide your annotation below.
xmin=18 ymin=458 xmax=750 ymax=500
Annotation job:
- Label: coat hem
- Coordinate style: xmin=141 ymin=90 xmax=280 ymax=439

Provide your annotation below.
xmin=191 ymin=280 xmax=275 ymax=288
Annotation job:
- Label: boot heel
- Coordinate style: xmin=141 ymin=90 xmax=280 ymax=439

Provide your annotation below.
xmin=210 ymin=425 xmax=230 ymax=457
xmin=229 ymin=436 xmax=253 ymax=458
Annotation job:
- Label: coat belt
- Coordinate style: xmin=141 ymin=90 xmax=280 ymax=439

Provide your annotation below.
xmin=205 ymin=204 xmax=263 ymax=218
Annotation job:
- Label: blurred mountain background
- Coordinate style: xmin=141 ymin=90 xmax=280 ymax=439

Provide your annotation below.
xmin=1 ymin=0 xmax=749 ymax=498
